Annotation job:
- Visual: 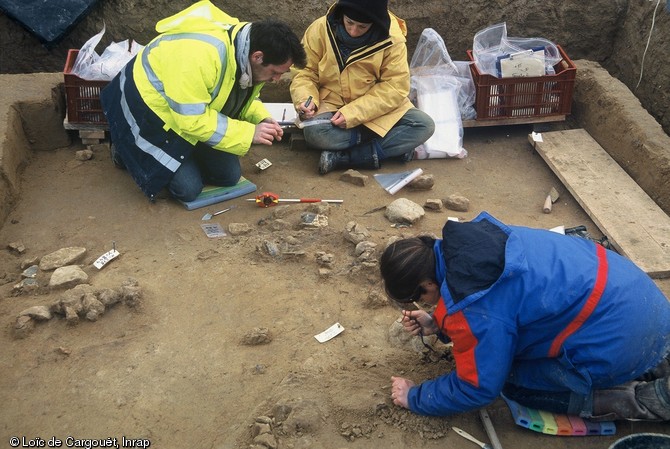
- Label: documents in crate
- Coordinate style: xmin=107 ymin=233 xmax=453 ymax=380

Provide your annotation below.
xmin=497 ymin=48 xmax=545 ymax=78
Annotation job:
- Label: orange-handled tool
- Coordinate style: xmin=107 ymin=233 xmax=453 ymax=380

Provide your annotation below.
xmin=246 ymin=192 xmax=343 ymax=208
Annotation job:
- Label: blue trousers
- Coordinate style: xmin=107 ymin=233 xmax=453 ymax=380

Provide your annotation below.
xmin=302 ymin=108 xmax=434 ymax=159
xmin=169 ymin=142 xmax=241 ymax=202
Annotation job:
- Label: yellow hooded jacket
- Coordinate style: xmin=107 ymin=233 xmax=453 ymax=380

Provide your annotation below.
xmin=132 ymin=0 xmax=269 ymax=156
xmin=290 ymin=4 xmax=413 ymax=137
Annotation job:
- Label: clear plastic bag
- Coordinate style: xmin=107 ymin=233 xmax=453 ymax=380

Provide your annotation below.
xmin=409 ymin=28 xmax=472 ymax=159
xmin=472 ymin=22 xmax=561 ymax=78
xmin=410 ymin=28 xmax=475 ymax=120
xmin=72 ymin=25 xmax=143 ymax=81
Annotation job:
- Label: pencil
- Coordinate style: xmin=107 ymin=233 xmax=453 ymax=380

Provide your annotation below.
xmin=282 ymin=108 xmax=286 ymax=122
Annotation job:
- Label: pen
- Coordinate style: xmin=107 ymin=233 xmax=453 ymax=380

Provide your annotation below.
xmin=282 ymin=108 xmax=286 ymax=122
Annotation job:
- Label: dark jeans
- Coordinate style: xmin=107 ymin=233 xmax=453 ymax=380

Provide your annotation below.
xmin=302 ymin=108 xmax=435 ymax=159
xmin=503 ymin=354 xmax=670 ymax=416
xmin=169 ymin=142 xmax=241 ymax=202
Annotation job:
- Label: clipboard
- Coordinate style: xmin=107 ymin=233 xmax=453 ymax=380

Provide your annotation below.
xmin=497 ymin=47 xmax=546 ymax=78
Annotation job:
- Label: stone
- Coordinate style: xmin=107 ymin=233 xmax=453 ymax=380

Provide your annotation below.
xmin=355 ymin=241 xmax=377 ymax=257
xmin=228 ymin=223 xmax=252 ymax=235
xmin=21 ymin=265 xmax=38 ymax=278
xmin=18 ymin=305 xmax=52 ymax=321
xmin=252 ymin=433 xmax=277 ymax=449
xmin=241 ymin=327 xmax=273 ymax=345
xmin=14 ymin=315 xmax=35 ymax=338
xmin=424 ymin=199 xmax=443 ymax=210
xmin=98 ymin=288 xmax=122 ymax=306
xmin=301 ymin=213 xmax=328 ymax=228
xmin=315 ymin=252 xmax=334 ymax=267
xmin=306 ymin=202 xmax=331 ymax=215
xmin=408 ymin=174 xmax=435 ymax=190
xmin=443 ymin=194 xmax=470 ymax=212
xmin=344 ymin=221 xmax=371 ymax=244
xmin=339 ymin=169 xmax=368 ymax=186
xmin=384 ymin=198 xmax=425 ymax=224
xmin=39 ymin=247 xmax=87 ymax=270
xmin=12 ymin=278 xmax=39 ymax=293
xmin=7 ymin=240 xmax=26 ymax=254
xmin=20 ymin=256 xmax=39 ymax=269
xmin=75 ymin=149 xmax=93 ymax=161
xmin=82 ymin=293 xmax=106 ymax=321
xmin=49 ymin=265 xmax=88 ymax=289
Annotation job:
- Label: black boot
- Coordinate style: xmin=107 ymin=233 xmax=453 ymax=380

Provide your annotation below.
xmin=591 ymin=378 xmax=670 ymax=421
xmin=318 ymin=141 xmax=380 ymax=175
xmin=636 ymin=376 xmax=670 ymax=420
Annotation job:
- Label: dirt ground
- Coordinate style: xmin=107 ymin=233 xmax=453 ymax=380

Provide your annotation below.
xmin=1 ymin=116 xmax=669 ymax=449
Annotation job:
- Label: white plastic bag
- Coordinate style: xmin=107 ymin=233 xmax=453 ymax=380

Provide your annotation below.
xmin=72 ymin=25 xmax=143 ymax=81
xmin=409 ymin=28 xmax=470 ymax=159
xmin=410 ymin=28 xmax=475 ymax=120
xmin=412 ymin=75 xmax=467 ymax=159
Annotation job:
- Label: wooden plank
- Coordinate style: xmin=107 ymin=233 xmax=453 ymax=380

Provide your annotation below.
xmin=463 ymin=115 xmax=565 ymax=128
xmin=530 ymin=129 xmax=670 ymax=278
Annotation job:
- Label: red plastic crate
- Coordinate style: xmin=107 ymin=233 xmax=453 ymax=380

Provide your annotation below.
xmin=63 ymin=49 xmax=109 ymax=126
xmin=466 ymin=45 xmax=576 ymax=120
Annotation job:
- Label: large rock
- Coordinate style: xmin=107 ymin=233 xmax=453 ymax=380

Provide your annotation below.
xmin=39 ymin=247 xmax=87 ymax=270
xmin=48 ymin=265 xmax=89 ymax=289
xmin=384 ymin=198 xmax=425 ymax=224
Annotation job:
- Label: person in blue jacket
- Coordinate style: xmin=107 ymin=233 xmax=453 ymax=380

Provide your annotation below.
xmin=380 ymin=212 xmax=670 ymax=421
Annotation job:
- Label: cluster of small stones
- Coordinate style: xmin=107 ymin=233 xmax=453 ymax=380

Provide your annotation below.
xmin=13 ymin=279 xmax=142 ymax=339
xmin=249 ymin=416 xmax=277 ymax=449
xmin=8 ymin=245 xmax=91 ymax=293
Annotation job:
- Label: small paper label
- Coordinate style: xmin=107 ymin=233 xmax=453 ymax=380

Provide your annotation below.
xmin=201 ymin=223 xmax=227 ymax=238
xmin=314 ymin=322 xmax=344 ymax=343
xmin=255 ymin=158 xmax=272 ymax=170
xmin=93 ymin=249 xmax=120 ymax=269
xmin=531 ymin=131 xmax=544 ymax=143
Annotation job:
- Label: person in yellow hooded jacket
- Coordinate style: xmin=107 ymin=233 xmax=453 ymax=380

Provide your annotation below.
xmin=290 ymin=0 xmax=434 ymax=174
xmin=101 ymin=0 xmax=306 ymax=202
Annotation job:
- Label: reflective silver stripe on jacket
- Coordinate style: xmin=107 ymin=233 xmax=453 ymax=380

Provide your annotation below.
xmin=140 ymin=33 xmax=230 ymax=147
xmin=120 ymin=69 xmax=181 ymax=172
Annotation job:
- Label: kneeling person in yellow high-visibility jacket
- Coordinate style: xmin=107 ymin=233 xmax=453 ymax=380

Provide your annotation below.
xmin=102 ymin=0 xmax=306 ymax=202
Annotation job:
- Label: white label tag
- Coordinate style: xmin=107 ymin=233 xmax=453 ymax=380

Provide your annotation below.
xmin=531 ymin=131 xmax=544 ymax=143
xmin=93 ymin=249 xmax=120 ymax=269
xmin=255 ymin=158 xmax=272 ymax=170
xmin=314 ymin=322 xmax=344 ymax=343
xmin=201 ymin=223 xmax=227 ymax=238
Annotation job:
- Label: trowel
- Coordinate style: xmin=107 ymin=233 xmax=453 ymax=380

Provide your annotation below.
xmin=201 ymin=206 xmax=235 ymax=220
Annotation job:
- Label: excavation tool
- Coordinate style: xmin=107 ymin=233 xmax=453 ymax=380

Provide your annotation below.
xmin=543 ymin=186 xmax=560 ymax=213
xmin=452 ymin=427 xmax=492 ymax=449
xmin=201 ymin=206 xmax=235 ymax=220
xmin=479 ymin=408 xmax=504 ymax=449
xmin=247 ymin=192 xmax=343 ymax=208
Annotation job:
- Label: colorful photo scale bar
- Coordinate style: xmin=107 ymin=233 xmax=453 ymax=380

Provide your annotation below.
xmin=502 ymin=396 xmax=616 ymax=436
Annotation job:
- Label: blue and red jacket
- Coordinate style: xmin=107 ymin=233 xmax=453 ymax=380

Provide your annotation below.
xmin=407 ymin=211 xmax=670 ymax=416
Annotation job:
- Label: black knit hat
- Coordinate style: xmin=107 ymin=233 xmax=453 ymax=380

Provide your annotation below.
xmin=335 ymin=0 xmax=391 ymax=33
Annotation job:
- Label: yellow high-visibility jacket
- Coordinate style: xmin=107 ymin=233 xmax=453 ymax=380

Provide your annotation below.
xmin=133 ymin=0 xmax=269 ymax=156
xmin=290 ymin=4 xmax=413 ymax=137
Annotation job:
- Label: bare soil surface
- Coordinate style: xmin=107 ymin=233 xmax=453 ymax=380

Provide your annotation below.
xmin=1 ymin=122 xmax=669 ymax=449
